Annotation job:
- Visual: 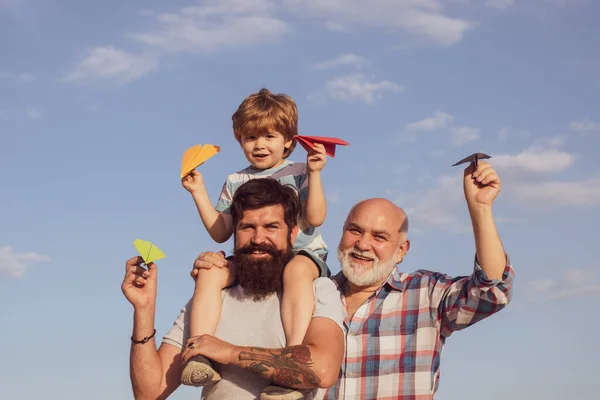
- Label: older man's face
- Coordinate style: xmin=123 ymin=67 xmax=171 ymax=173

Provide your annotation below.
xmin=233 ymin=205 xmax=297 ymax=299
xmin=337 ymin=202 xmax=406 ymax=287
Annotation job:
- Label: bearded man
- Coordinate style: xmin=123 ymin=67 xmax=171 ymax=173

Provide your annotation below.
xmin=323 ymin=161 xmax=515 ymax=399
xmin=121 ymin=178 xmax=345 ymax=400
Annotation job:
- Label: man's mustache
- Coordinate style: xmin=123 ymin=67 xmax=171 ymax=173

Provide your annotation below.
xmin=236 ymin=243 xmax=279 ymax=257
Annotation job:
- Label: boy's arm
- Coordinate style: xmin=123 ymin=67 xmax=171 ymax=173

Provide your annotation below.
xmin=303 ymin=143 xmax=328 ymax=227
xmin=191 ymin=187 xmax=233 ymax=243
xmin=303 ymin=171 xmax=327 ymax=227
xmin=183 ymin=171 xmax=233 ymax=243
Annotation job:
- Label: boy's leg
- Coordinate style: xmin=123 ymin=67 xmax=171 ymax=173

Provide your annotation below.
xmin=281 ymin=253 xmax=321 ymax=346
xmin=261 ymin=251 xmax=327 ymax=400
xmin=181 ymin=266 xmax=234 ymax=387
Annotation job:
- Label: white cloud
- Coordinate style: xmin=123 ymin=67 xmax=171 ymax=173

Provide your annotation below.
xmin=451 ymin=126 xmax=481 ymax=146
xmin=406 ymin=111 xmax=453 ymax=132
xmin=510 ymin=178 xmax=600 ymax=207
xmin=283 ymin=0 xmax=476 ymax=46
xmin=0 ymin=245 xmax=50 ymax=278
xmin=496 ymin=127 xmax=532 ymax=141
xmin=128 ymin=0 xmax=290 ymax=53
xmin=492 ymin=148 xmax=577 ymax=174
xmin=63 ymin=46 xmax=159 ymax=86
xmin=315 ymin=73 xmax=404 ymax=104
xmin=402 ymin=111 xmax=480 ymax=147
xmin=27 ymin=109 xmax=42 ymax=119
xmin=529 ymin=268 xmax=600 ymax=301
xmin=315 ymin=53 xmax=369 ymax=70
xmin=392 ymin=137 xmax=599 ymax=233
xmin=394 ymin=174 xmax=471 ymax=233
xmin=0 ymin=71 xmax=35 ymax=82
xmin=569 ymin=118 xmax=600 ymax=133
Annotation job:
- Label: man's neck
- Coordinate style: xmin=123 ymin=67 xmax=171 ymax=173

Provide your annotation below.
xmin=343 ymin=279 xmax=386 ymax=319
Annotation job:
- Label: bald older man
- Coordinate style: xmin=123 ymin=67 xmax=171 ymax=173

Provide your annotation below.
xmin=323 ymin=161 xmax=514 ymax=399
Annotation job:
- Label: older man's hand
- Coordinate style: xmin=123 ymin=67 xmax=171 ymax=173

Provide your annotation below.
xmin=182 ymin=334 xmax=239 ymax=366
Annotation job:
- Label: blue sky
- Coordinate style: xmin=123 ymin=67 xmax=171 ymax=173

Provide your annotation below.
xmin=1 ymin=0 xmax=599 ymax=399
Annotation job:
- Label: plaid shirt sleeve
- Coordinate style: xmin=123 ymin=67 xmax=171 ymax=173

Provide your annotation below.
xmin=432 ymin=254 xmax=515 ymax=337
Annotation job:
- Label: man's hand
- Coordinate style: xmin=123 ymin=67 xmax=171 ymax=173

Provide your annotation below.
xmin=464 ymin=161 xmax=501 ymax=209
xmin=182 ymin=335 xmax=238 ymax=366
xmin=121 ymin=256 xmax=157 ymax=310
xmin=189 ymin=250 xmax=231 ymax=280
xmin=181 ymin=170 xmax=205 ymax=194
xmin=306 ymin=143 xmax=327 ymax=173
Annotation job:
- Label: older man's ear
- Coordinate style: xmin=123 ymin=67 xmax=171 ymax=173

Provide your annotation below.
xmin=396 ymin=240 xmax=410 ymax=264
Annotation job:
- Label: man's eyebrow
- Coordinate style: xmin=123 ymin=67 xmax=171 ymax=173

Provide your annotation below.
xmin=264 ymin=221 xmax=282 ymax=227
xmin=345 ymin=222 xmax=362 ymax=231
xmin=372 ymin=229 xmax=391 ymax=237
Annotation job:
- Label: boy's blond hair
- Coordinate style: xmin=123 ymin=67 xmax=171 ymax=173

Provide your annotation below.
xmin=232 ymin=88 xmax=298 ymax=158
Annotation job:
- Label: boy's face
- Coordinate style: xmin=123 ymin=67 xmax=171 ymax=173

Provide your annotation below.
xmin=240 ymin=129 xmax=293 ymax=170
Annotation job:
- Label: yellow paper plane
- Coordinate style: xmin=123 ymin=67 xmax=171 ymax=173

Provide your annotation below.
xmin=133 ymin=239 xmax=166 ymax=264
xmin=180 ymin=144 xmax=220 ymax=178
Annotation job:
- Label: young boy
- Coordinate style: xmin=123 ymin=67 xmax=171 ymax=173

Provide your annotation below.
xmin=180 ymin=88 xmax=330 ymax=398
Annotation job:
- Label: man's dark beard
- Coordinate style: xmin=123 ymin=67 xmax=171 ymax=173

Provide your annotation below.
xmin=233 ymin=241 xmax=294 ymax=301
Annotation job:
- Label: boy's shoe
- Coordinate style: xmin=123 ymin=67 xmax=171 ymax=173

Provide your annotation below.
xmin=260 ymin=384 xmax=305 ymax=400
xmin=181 ymin=354 xmax=222 ymax=387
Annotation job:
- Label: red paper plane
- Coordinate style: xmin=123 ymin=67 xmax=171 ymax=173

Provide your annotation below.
xmin=294 ymin=135 xmax=349 ymax=158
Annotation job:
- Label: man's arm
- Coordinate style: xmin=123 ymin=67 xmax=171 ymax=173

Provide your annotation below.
xmin=129 ymin=307 xmax=182 ymax=400
xmin=433 ymin=256 xmax=514 ymax=337
xmin=234 ymin=316 xmax=343 ymax=388
xmin=434 ymin=161 xmax=514 ymax=336
xmin=121 ymin=257 xmax=183 ymax=400
xmin=182 ymin=316 xmax=344 ymax=389
xmin=463 ymin=160 xmax=507 ymax=279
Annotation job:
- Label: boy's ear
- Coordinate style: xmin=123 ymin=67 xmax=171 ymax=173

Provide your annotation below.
xmin=284 ymin=137 xmax=294 ymax=153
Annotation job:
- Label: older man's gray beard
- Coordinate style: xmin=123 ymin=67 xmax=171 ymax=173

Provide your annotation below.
xmin=337 ymin=246 xmax=398 ymax=287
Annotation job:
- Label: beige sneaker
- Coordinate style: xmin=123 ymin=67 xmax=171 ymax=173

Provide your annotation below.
xmin=260 ymin=384 xmax=305 ymax=400
xmin=181 ymin=354 xmax=222 ymax=387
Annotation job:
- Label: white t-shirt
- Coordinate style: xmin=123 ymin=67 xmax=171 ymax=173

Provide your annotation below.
xmin=162 ymin=277 xmax=347 ymax=399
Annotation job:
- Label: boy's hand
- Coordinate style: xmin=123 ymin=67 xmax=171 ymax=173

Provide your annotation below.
xmin=307 ymin=143 xmax=327 ymax=173
xmin=190 ymin=251 xmax=230 ymax=279
xmin=181 ymin=170 xmax=205 ymax=194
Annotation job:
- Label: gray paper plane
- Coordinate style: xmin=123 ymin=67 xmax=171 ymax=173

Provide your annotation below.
xmin=452 ymin=152 xmax=491 ymax=169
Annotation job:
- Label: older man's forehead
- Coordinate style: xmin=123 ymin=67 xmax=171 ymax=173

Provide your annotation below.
xmin=346 ymin=208 xmax=399 ymax=234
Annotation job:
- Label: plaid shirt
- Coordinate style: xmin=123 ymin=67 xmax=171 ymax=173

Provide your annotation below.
xmin=323 ymin=256 xmax=515 ymax=399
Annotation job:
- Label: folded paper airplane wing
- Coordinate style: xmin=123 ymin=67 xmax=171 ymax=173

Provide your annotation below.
xmin=452 ymin=152 xmax=491 ymax=169
xmin=294 ymin=135 xmax=349 ymax=158
xmin=133 ymin=239 xmax=166 ymax=264
xmin=180 ymin=144 xmax=220 ymax=178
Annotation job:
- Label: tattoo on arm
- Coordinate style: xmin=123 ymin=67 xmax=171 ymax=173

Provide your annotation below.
xmin=238 ymin=346 xmax=321 ymax=387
